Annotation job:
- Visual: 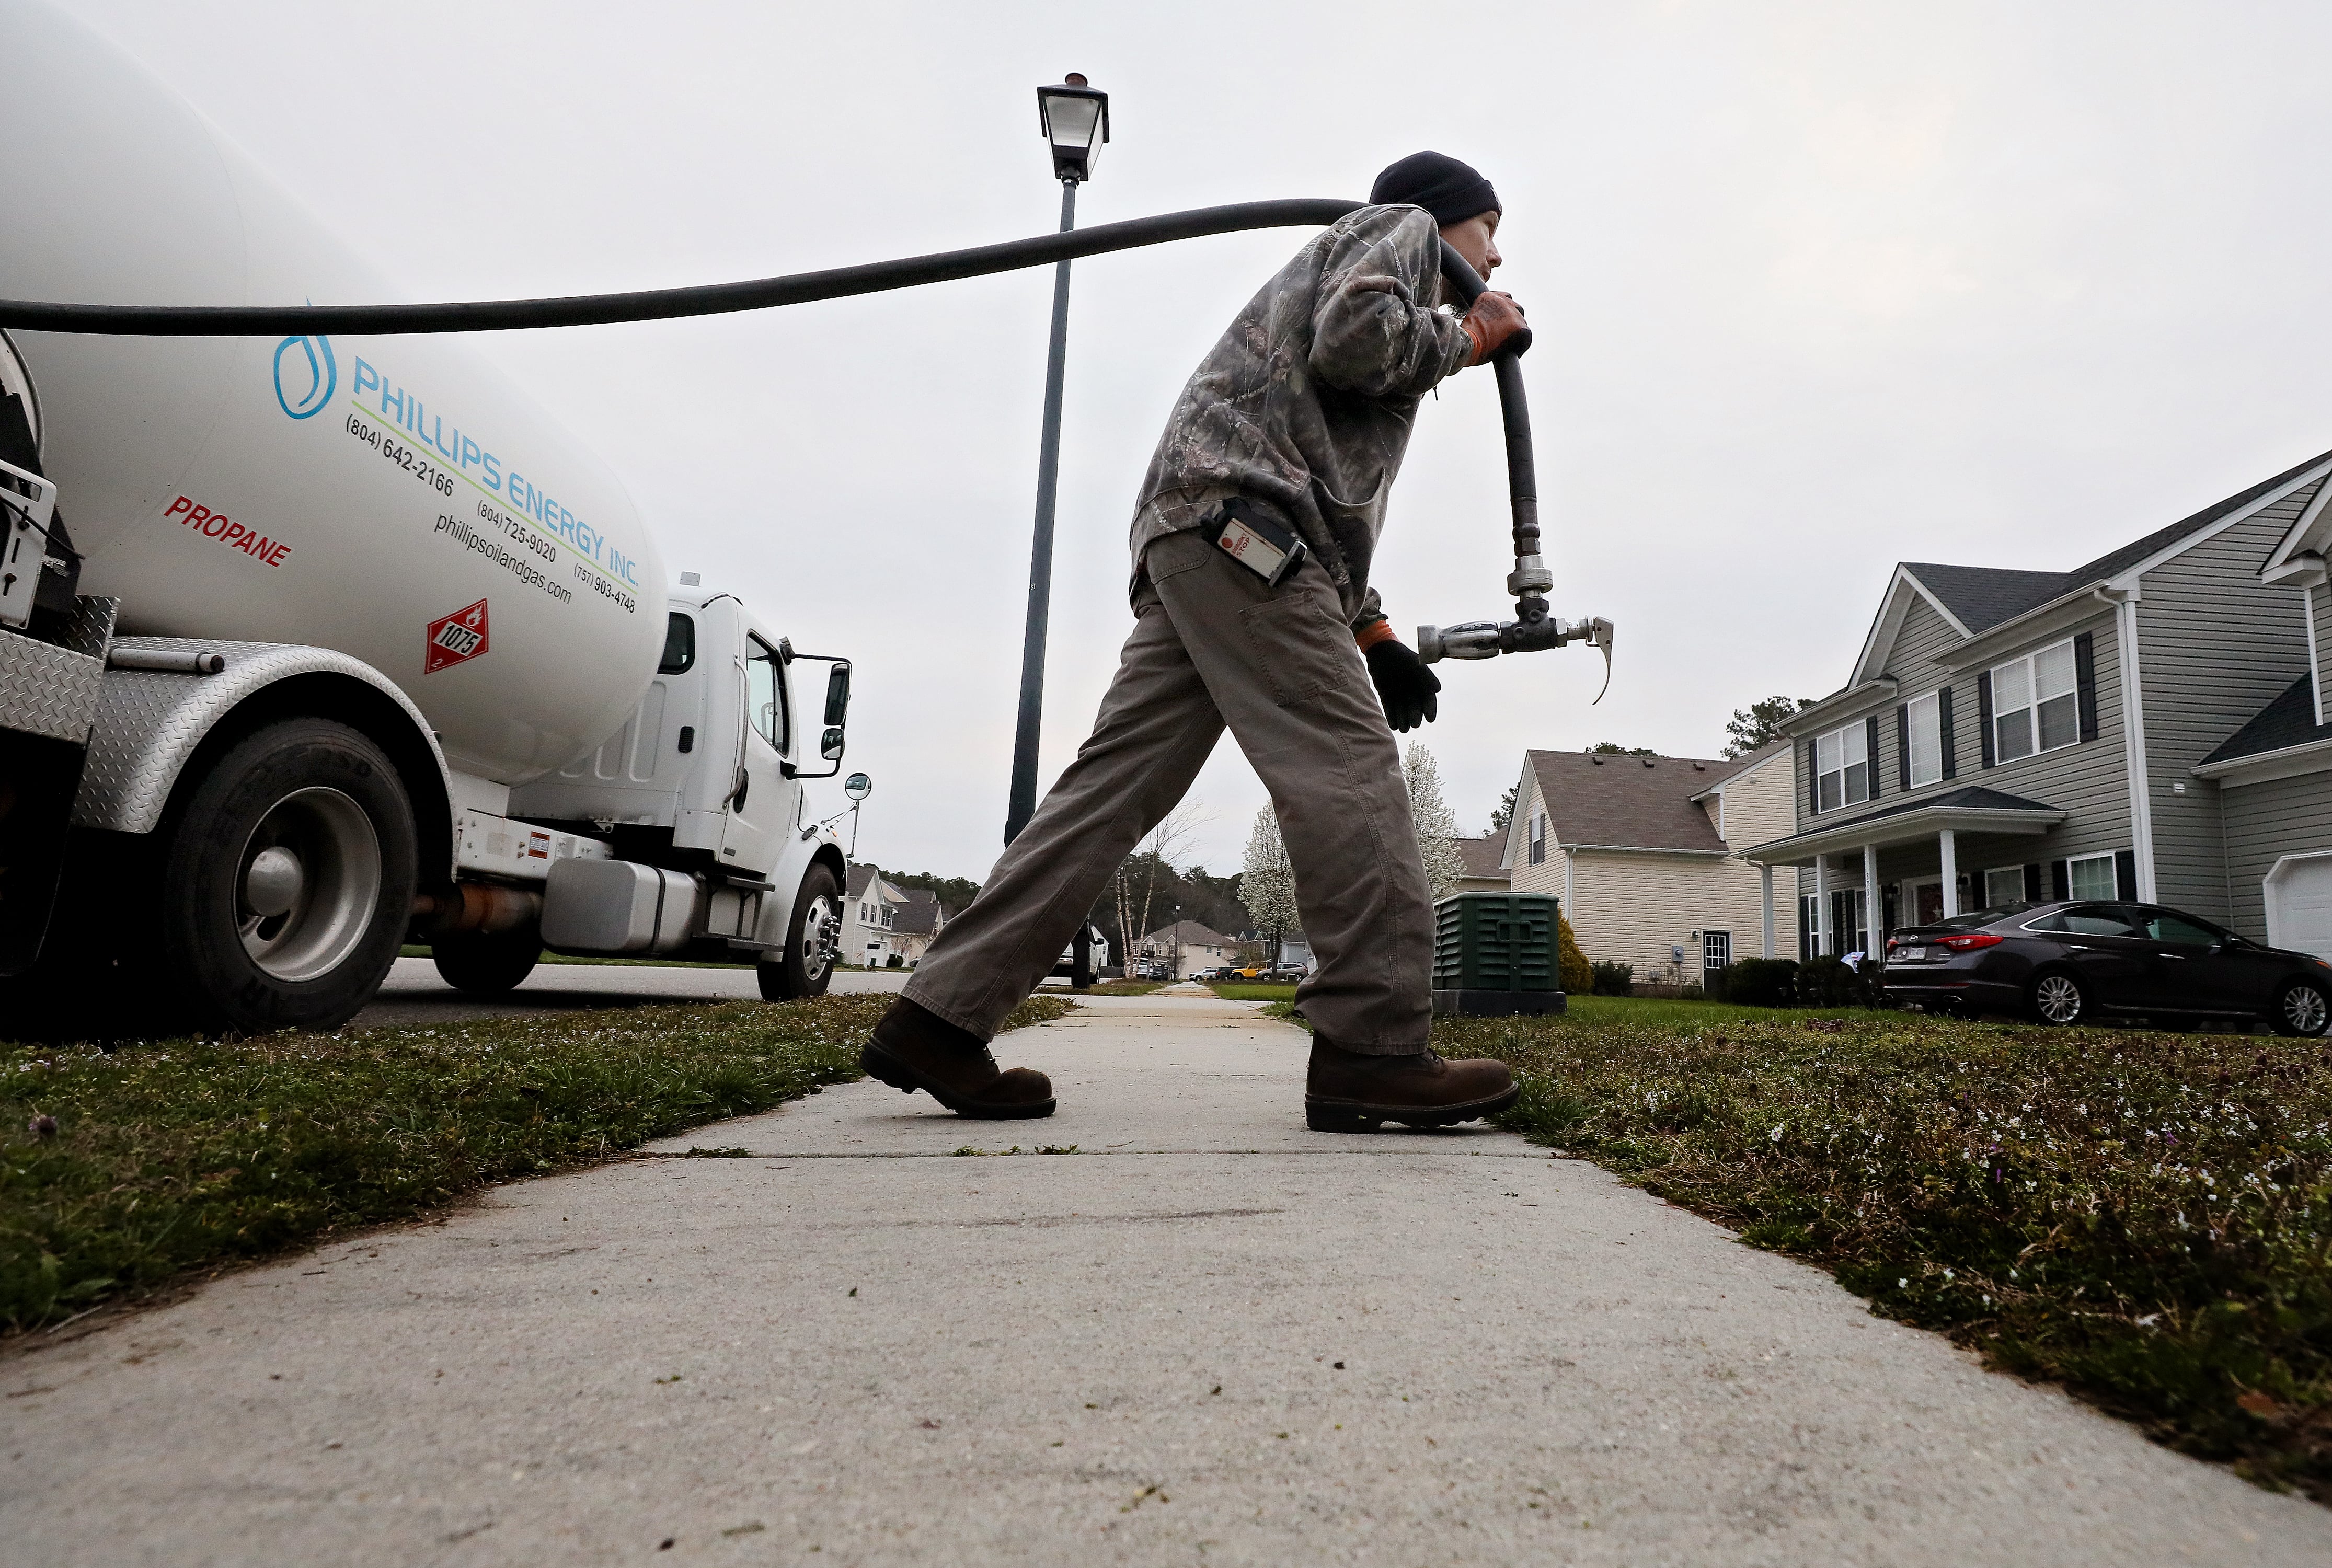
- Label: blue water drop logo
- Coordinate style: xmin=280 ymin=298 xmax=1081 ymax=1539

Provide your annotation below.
xmin=273 ymin=333 xmax=336 ymax=420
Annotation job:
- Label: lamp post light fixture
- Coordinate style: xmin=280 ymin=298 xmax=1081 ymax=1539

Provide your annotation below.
xmin=1004 ymin=74 xmax=1111 ymax=846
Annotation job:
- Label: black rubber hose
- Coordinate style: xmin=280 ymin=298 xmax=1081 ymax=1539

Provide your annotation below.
xmin=0 ymin=198 xmax=1363 ymax=337
xmin=1437 ymin=240 xmax=1542 ymax=610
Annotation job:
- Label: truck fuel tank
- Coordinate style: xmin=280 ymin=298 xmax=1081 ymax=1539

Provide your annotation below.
xmin=0 ymin=1 xmax=665 ymax=788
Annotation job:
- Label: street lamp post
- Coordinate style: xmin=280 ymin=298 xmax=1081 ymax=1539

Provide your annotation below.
xmin=1004 ymin=74 xmax=1110 ymax=846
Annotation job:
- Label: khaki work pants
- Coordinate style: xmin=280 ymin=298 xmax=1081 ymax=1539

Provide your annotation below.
xmin=902 ymin=525 xmax=1434 ymax=1053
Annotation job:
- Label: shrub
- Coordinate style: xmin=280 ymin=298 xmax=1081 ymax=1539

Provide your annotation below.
xmin=1590 ymin=960 xmax=1635 ymax=997
xmin=1795 ymin=953 xmax=1863 ymax=1006
xmin=885 ymin=953 xmax=904 ymax=968
xmin=1724 ymin=957 xmax=1799 ymax=1007
xmin=1557 ymin=915 xmax=1593 ymax=995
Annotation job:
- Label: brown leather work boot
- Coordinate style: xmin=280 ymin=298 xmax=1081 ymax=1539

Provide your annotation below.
xmin=863 ymin=998 xmax=1056 ymax=1120
xmin=1304 ymin=1039 xmax=1518 ymax=1133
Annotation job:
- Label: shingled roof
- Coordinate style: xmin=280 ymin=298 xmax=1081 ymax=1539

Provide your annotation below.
xmin=1453 ymin=836 xmax=1509 ymax=880
xmin=2200 ymin=675 xmax=2331 ymax=767
xmin=1527 ymin=751 xmax=1730 ymax=854
xmin=1898 ymin=446 xmax=2332 ymax=637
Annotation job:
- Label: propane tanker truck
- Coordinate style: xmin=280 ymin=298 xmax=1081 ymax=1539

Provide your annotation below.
xmin=0 ymin=3 xmax=856 ymax=1035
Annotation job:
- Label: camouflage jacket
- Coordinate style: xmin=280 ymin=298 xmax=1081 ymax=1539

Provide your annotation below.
xmin=1131 ymin=204 xmax=1475 ymax=628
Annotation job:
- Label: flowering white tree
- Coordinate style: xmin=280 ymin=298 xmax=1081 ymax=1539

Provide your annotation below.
xmin=1239 ymin=805 xmax=1301 ymax=966
xmin=1405 ymin=742 xmax=1468 ymax=900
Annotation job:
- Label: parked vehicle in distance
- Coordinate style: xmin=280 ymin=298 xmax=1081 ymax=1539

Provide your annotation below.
xmin=1883 ymin=900 xmax=2332 ymax=1034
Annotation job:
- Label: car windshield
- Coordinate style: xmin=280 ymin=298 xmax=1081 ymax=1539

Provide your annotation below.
xmin=1932 ymin=902 xmax=2033 ymax=931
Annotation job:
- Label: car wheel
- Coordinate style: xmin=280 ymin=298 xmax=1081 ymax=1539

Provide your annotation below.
xmin=158 ymin=718 xmax=417 ymax=1035
xmin=759 ymin=862 xmax=841 ymax=1000
xmin=2271 ymin=978 xmax=2330 ymax=1037
xmin=2028 ymin=969 xmax=2089 ymax=1027
xmin=432 ymin=926 xmax=542 ymax=994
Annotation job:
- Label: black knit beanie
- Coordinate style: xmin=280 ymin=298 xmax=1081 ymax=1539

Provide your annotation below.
xmin=1369 ymin=151 xmax=1500 ymax=226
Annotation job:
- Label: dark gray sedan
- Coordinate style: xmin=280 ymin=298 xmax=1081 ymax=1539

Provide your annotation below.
xmin=1882 ymin=900 xmax=2332 ymax=1034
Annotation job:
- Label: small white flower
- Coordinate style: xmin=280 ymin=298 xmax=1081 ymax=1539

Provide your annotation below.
xmin=1898 ymin=1277 xmax=1909 ymax=1288
xmin=1770 ymin=1125 xmax=1785 ymax=1143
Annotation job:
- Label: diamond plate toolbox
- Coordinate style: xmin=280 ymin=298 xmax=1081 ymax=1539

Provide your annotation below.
xmin=0 ymin=625 xmax=105 ymax=744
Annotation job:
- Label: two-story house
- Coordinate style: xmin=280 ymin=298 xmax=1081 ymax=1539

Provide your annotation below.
xmin=1499 ymin=744 xmax=1797 ymax=986
xmin=841 ymin=863 xmax=911 ymax=967
xmin=1745 ymin=448 xmax=2332 ymax=961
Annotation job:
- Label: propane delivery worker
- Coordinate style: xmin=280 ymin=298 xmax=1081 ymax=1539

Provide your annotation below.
xmin=865 ymin=152 xmax=1532 ymax=1129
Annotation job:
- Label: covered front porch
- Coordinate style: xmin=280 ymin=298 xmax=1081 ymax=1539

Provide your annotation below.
xmin=1741 ymin=787 xmax=2066 ymax=959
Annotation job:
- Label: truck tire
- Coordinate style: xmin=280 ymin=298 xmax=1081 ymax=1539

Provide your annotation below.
xmin=432 ymin=927 xmax=542 ymax=994
xmin=759 ymin=862 xmax=841 ymax=1001
xmin=158 ymin=718 xmax=417 ymax=1035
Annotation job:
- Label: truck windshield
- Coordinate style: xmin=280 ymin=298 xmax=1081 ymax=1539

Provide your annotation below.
xmin=745 ymin=636 xmax=789 ymax=754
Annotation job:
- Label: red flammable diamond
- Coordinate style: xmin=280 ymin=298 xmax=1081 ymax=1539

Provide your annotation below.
xmin=424 ymin=598 xmax=490 ymax=674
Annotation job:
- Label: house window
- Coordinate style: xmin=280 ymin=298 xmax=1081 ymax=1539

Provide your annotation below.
xmin=1991 ymin=639 xmax=2078 ymax=763
xmin=1702 ymin=930 xmax=1731 ymax=971
xmin=1814 ymin=723 xmax=1870 ymax=812
xmin=1529 ymin=812 xmax=1547 ymax=865
xmin=1906 ymin=691 xmax=1943 ymax=788
xmin=1983 ymin=867 xmax=2025 ymax=908
xmin=2066 ymin=852 xmax=2117 ymax=901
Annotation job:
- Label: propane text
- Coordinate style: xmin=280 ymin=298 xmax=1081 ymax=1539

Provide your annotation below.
xmin=164 ymin=495 xmax=290 ymax=567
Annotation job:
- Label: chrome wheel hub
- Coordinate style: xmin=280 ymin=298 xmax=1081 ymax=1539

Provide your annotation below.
xmin=236 ymin=787 xmax=382 ymax=983
xmin=803 ymin=894 xmax=841 ymax=982
xmin=2036 ymin=974 xmax=2082 ymax=1024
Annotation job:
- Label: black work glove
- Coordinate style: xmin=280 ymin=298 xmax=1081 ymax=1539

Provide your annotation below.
xmin=1364 ymin=637 xmax=1441 ymax=732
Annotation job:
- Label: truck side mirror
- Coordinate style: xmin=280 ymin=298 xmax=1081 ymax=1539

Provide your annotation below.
xmin=821 ymin=727 xmax=845 ymax=761
xmin=823 ymin=664 xmax=852 ymax=728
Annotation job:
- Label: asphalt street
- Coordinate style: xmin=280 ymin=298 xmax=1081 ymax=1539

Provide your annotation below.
xmin=355 ymin=955 xmax=914 ymax=1026
xmin=6 ymin=993 xmax=2329 ymax=1565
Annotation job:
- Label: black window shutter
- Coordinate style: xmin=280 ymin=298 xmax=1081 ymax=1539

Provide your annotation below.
xmin=2073 ymin=630 xmax=2099 ymax=743
xmin=1806 ymin=741 xmax=1819 ymax=814
xmin=1896 ymin=705 xmax=1911 ymax=791
xmin=2115 ymin=849 xmax=2138 ymax=901
xmin=2051 ymin=860 xmax=2069 ymax=900
xmin=1977 ymin=672 xmax=1996 ymax=767
xmin=1866 ymin=714 xmax=1882 ymax=796
xmin=1938 ymin=686 xmax=1957 ymax=778
xmin=2023 ymin=863 xmax=2042 ymax=900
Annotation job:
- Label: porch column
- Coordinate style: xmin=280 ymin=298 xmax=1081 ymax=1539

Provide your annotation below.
xmin=1862 ymin=842 xmax=1881 ymax=953
xmin=1813 ymin=852 xmax=1829 ymax=956
xmin=1939 ymin=828 xmax=1959 ymax=918
xmin=1760 ymin=863 xmax=1774 ymax=958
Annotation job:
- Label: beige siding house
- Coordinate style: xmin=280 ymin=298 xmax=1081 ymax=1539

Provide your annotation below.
xmin=1501 ymin=745 xmax=1798 ymax=986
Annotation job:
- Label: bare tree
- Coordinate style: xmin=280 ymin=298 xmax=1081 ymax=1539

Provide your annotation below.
xmin=1115 ymin=799 xmax=1208 ymax=972
xmin=1239 ymin=805 xmax=1300 ymax=967
xmin=1405 ymin=742 xmax=1468 ymax=901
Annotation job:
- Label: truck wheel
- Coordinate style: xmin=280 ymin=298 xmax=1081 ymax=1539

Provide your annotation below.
xmin=159 ymin=718 xmax=416 ymax=1035
xmin=432 ymin=927 xmax=541 ymax=994
xmin=759 ymin=862 xmax=841 ymax=1000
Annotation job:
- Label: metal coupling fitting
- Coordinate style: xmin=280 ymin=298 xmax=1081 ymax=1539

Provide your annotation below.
xmin=1506 ymin=556 xmax=1553 ymax=596
xmin=1416 ymin=621 xmax=1505 ymax=664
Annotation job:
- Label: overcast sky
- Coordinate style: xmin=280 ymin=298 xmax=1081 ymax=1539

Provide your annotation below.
xmin=58 ymin=0 xmax=2332 ymax=882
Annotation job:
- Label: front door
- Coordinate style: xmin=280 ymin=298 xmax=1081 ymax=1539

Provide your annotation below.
xmin=718 ymin=633 xmax=792 ymax=874
xmin=1909 ymin=880 xmax=1945 ymax=927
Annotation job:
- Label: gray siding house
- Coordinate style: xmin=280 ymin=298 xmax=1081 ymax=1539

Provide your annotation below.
xmin=1744 ymin=448 xmax=2332 ymax=962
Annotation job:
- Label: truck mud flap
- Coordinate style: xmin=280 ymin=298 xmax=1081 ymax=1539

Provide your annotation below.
xmin=0 ymin=731 xmax=86 ymax=976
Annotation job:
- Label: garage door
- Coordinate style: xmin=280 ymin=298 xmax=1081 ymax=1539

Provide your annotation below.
xmin=2267 ymin=855 xmax=2332 ymax=960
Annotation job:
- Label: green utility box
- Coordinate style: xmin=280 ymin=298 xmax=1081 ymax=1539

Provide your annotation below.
xmin=1431 ymin=892 xmax=1567 ymax=1018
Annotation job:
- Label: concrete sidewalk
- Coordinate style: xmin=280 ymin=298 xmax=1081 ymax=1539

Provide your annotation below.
xmin=6 ymin=995 xmax=2328 ymax=1565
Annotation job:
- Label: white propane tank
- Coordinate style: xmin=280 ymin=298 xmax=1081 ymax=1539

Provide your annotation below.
xmin=0 ymin=1 xmax=665 ymax=786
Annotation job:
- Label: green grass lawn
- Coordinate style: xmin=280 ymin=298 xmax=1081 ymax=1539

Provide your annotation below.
xmin=1210 ymin=983 xmax=1301 ymax=1002
xmin=1447 ymin=1004 xmax=2332 ymax=1500
xmin=1074 ymin=979 xmax=1164 ymax=996
xmin=1 ymin=994 xmax=1068 ymax=1334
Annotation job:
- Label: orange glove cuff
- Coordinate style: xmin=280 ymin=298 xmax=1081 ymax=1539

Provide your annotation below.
xmin=1354 ymin=619 xmax=1398 ymax=651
